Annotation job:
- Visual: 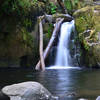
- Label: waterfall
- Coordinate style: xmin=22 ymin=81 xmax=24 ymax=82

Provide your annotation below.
xmin=47 ymin=20 xmax=81 ymax=69
xmin=55 ymin=20 xmax=75 ymax=66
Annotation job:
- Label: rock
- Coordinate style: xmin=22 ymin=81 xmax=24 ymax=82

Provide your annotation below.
xmin=64 ymin=0 xmax=94 ymax=14
xmin=73 ymin=5 xmax=100 ymax=67
xmin=2 ymin=82 xmax=57 ymax=100
xmin=96 ymin=96 xmax=100 ymax=100
xmin=64 ymin=92 xmax=77 ymax=97
xmin=0 ymin=0 xmax=48 ymax=68
xmin=0 ymin=0 xmax=52 ymax=68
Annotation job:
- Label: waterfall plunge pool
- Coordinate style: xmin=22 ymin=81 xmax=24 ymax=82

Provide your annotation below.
xmin=0 ymin=68 xmax=100 ymax=100
xmin=0 ymin=20 xmax=99 ymax=100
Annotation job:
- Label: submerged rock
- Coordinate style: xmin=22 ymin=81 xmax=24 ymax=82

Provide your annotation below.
xmin=73 ymin=5 xmax=100 ymax=67
xmin=2 ymin=82 xmax=57 ymax=100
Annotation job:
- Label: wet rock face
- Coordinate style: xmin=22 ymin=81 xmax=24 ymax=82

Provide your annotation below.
xmin=0 ymin=1 xmax=47 ymax=68
xmin=2 ymin=82 xmax=57 ymax=100
xmin=73 ymin=5 xmax=100 ymax=67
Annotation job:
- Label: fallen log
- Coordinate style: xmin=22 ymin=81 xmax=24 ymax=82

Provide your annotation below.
xmin=39 ymin=16 xmax=45 ymax=71
xmin=44 ymin=13 xmax=73 ymax=23
xmin=35 ymin=18 xmax=64 ymax=70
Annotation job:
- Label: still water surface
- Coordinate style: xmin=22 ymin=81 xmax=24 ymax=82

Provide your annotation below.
xmin=0 ymin=68 xmax=100 ymax=100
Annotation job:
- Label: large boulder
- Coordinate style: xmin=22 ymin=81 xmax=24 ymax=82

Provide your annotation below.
xmin=73 ymin=5 xmax=100 ymax=67
xmin=2 ymin=82 xmax=57 ymax=100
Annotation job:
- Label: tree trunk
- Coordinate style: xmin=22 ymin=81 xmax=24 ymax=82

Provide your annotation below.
xmin=39 ymin=17 xmax=45 ymax=71
xmin=36 ymin=17 xmax=45 ymax=71
xmin=35 ymin=18 xmax=64 ymax=71
xmin=57 ymin=0 xmax=67 ymax=14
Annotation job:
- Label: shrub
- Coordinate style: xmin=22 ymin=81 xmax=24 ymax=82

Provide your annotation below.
xmin=1 ymin=0 xmax=34 ymax=16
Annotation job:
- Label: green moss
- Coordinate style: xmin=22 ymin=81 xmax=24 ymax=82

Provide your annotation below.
xmin=23 ymin=18 xmax=32 ymax=28
xmin=0 ymin=0 xmax=52 ymax=67
xmin=75 ymin=17 xmax=87 ymax=33
xmin=74 ymin=5 xmax=100 ymax=67
xmin=78 ymin=33 xmax=90 ymax=50
xmin=21 ymin=27 xmax=34 ymax=49
xmin=74 ymin=6 xmax=100 ymax=51
xmin=47 ymin=23 xmax=53 ymax=38
xmin=64 ymin=0 xmax=72 ymax=12
xmin=74 ymin=6 xmax=94 ymax=33
xmin=45 ymin=2 xmax=57 ymax=14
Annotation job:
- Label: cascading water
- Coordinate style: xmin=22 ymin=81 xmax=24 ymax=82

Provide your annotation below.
xmin=55 ymin=20 xmax=75 ymax=66
xmin=47 ymin=20 xmax=80 ymax=69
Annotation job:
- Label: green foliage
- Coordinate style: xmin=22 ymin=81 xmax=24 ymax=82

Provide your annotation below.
xmin=64 ymin=0 xmax=79 ymax=13
xmin=75 ymin=11 xmax=94 ymax=33
xmin=23 ymin=18 xmax=32 ymax=28
xmin=79 ymin=33 xmax=90 ymax=51
xmin=47 ymin=24 xmax=53 ymax=38
xmin=72 ymin=0 xmax=79 ymax=6
xmin=21 ymin=27 xmax=33 ymax=48
xmin=74 ymin=6 xmax=100 ymax=52
xmin=34 ymin=0 xmax=38 ymax=3
xmin=1 ymin=0 xmax=33 ymax=16
xmin=64 ymin=0 xmax=72 ymax=11
xmin=83 ymin=40 xmax=90 ymax=51
xmin=49 ymin=2 xmax=57 ymax=14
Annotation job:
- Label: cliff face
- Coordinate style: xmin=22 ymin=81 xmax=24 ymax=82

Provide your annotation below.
xmin=0 ymin=0 xmax=49 ymax=68
xmin=74 ymin=5 xmax=100 ymax=67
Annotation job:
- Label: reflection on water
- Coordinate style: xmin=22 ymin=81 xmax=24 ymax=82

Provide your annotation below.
xmin=0 ymin=68 xmax=100 ymax=100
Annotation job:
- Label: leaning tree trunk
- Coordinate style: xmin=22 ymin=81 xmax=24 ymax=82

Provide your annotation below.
xmin=35 ymin=18 xmax=64 ymax=71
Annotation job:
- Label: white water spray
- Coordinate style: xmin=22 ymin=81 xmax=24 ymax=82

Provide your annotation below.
xmin=55 ymin=20 xmax=75 ymax=66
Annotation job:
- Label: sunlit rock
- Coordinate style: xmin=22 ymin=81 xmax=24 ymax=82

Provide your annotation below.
xmin=2 ymin=82 xmax=57 ymax=100
xmin=78 ymin=98 xmax=88 ymax=100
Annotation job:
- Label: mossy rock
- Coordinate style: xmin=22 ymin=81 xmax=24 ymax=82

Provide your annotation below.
xmin=64 ymin=0 xmax=94 ymax=14
xmin=73 ymin=5 xmax=100 ymax=67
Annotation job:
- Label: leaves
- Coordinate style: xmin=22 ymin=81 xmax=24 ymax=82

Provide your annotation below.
xmin=64 ymin=0 xmax=79 ymax=13
xmin=1 ymin=0 xmax=33 ymax=15
xmin=50 ymin=2 xmax=57 ymax=14
xmin=64 ymin=0 xmax=72 ymax=11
